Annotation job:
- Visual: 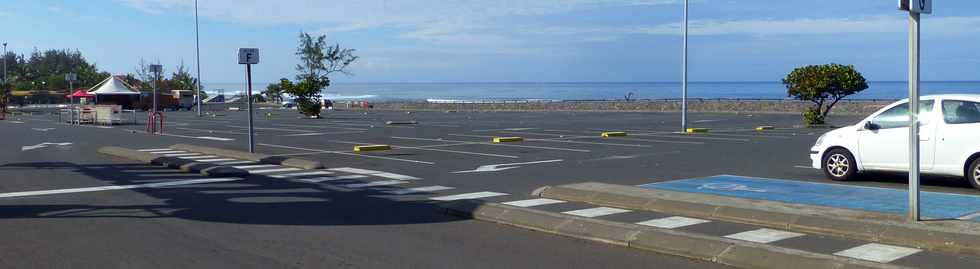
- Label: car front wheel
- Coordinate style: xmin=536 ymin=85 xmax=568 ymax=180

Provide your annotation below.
xmin=823 ymin=148 xmax=857 ymax=181
xmin=968 ymin=158 xmax=980 ymax=191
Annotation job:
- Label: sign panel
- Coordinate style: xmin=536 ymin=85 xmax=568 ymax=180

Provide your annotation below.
xmin=899 ymin=0 xmax=932 ymax=14
xmin=64 ymin=73 xmax=77 ymax=81
xmin=239 ymin=48 xmax=259 ymax=64
xmin=149 ymin=64 xmax=163 ymax=73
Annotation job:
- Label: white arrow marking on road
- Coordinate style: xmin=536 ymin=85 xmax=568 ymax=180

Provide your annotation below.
xmin=452 ymin=159 xmax=563 ymax=174
xmin=21 ymin=142 xmax=73 ymax=151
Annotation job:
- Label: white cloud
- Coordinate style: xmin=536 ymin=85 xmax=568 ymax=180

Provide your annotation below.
xmin=47 ymin=5 xmax=65 ymax=13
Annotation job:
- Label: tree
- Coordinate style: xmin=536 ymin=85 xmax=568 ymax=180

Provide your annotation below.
xmin=283 ymin=32 xmax=358 ymax=118
xmin=263 ymin=82 xmax=285 ymax=104
xmin=783 ymin=63 xmax=868 ymax=125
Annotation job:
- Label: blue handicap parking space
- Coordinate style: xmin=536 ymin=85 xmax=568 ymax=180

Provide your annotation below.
xmin=640 ymin=175 xmax=980 ymax=221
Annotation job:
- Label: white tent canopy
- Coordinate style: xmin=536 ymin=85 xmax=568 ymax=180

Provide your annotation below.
xmin=88 ymin=76 xmax=140 ymax=95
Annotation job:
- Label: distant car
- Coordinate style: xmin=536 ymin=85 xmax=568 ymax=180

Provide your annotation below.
xmin=810 ymin=94 xmax=980 ymax=190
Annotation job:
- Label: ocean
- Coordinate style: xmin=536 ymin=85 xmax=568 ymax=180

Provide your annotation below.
xmin=202 ymin=81 xmax=980 ymax=102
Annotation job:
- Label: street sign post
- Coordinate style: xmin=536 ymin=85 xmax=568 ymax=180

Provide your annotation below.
xmin=899 ymin=0 xmax=930 ymax=222
xmin=238 ymin=48 xmax=259 ymax=153
xmin=149 ymin=64 xmax=162 ymax=114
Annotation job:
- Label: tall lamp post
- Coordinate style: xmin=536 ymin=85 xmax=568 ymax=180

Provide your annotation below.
xmin=681 ymin=0 xmax=689 ymax=133
xmin=899 ymin=0 xmax=931 ymax=222
xmin=2 ymin=42 xmax=7 ymax=85
xmin=194 ymin=0 xmax=203 ymax=117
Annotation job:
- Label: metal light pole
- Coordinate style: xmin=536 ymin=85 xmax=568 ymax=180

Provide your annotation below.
xmin=907 ymin=11 xmax=922 ymax=222
xmin=194 ymin=0 xmax=203 ymax=117
xmin=900 ymin=0 xmax=930 ymax=222
xmin=2 ymin=43 xmax=7 ymax=85
xmin=681 ymin=0 xmax=689 ymax=133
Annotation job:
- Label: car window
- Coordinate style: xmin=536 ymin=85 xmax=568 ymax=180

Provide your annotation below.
xmin=943 ymin=100 xmax=980 ymax=124
xmin=873 ymin=100 xmax=935 ymax=129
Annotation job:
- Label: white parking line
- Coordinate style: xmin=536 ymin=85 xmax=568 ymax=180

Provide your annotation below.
xmin=163 ymin=153 xmax=201 ymax=157
xmin=0 ymin=178 xmax=242 ymax=198
xmin=342 ymin=180 xmax=408 ymax=188
xmin=269 ymin=171 xmax=334 ymax=178
xmin=329 ymin=140 xmax=519 ymax=159
xmin=138 ymin=148 xmax=173 ymax=152
xmin=250 ymin=168 xmax=303 ymax=174
xmin=429 ymin=192 xmax=509 ymax=201
xmin=198 ymin=158 xmax=238 ymax=162
xmin=399 ymin=136 xmax=591 ymax=153
xmin=724 ymin=228 xmax=806 ymax=244
xmin=298 ymin=175 xmax=369 ymax=183
xmin=631 ymin=133 xmax=750 ymax=142
xmin=562 ymin=207 xmax=632 ymax=218
xmin=384 ymin=185 xmax=454 ymax=195
xmin=328 ymin=167 xmax=420 ymax=180
xmin=258 ymin=143 xmax=435 ymax=165
xmin=179 ymin=155 xmax=219 ymax=160
xmin=233 ymin=164 xmax=280 ymax=169
xmin=502 ymin=198 xmax=566 ymax=207
xmin=834 ymin=243 xmax=922 ymax=263
xmin=217 ymin=160 xmax=256 ymax=165
xmin=150 ymin=151 xmax=186 ymax=154
xmin=636 ymin=216 xmax=711 ymax=229
xmin=196 ymin=136 xmax=235 ymax=141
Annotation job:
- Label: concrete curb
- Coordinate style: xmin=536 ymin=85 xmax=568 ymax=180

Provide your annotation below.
xmin=537 ymin=182 xmax=980 ymax=256
xmin=439 ymin=200 xmax=908 ymax=269
xmin=169 ymin=144 xmax=323 ymax=170
xmin=97 ymin=146 xmax=248 ymax=177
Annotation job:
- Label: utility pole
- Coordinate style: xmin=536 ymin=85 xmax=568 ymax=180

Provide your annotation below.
xmin=681 ymin=0 xmax=689 ymax=133
xmin=195 ymin=0 xmax=203 ymax=117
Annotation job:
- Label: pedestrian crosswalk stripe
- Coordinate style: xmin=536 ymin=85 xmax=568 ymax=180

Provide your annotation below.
xmin=298 ymin=175 xmax=368 ymax=183
xmin=502 ymin=198 xmax=565 ymax=207
xmin=636 ymin=216 xmax=711 ymax=229
xmin=138 ymin=148 xmax=172 ymax=152
xmin=562 ymin=207 xmax=631 ymax=218
xmin=834 ymin=243 xmax=922 ymax=263
xmin=429 ymin=192 xmax=508 ymax=201
xmin=724 ymin=228 xmax=805 ymax=244
xmin=343 ymin=180 xmax=407 ymax=188
xmin=384 ymin=186 xmax=454 ymax=195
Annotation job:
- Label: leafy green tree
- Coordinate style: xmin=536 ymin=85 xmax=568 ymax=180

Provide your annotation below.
xmin=263 ymin=82 xmax=285 ymax=104
xmin=783 ymin=63 xmax=869 ymax=125
xmin=283 ymin=32 xmax=358 ymax=118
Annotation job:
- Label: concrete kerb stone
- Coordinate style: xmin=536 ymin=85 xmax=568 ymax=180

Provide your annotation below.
xmin=97 ymin=146 xmax=248 ymax=177
xmin=437 ymin=200 xmax=910 ymax=269
xmin=538 ymin=182 xmax=980 ymax=256
xmin=170 ymin=144 xmax=323 ymax=170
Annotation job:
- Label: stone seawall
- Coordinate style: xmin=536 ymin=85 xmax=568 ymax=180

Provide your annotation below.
xmin=366 ymin=100 xmax=892 ymax=116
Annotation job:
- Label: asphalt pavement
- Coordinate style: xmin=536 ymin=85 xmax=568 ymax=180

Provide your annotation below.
xmin=2 ymin=107 xmax=978 ymax=268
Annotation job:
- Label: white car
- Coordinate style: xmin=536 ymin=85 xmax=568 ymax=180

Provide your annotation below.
xmin=810 ymin=94 xmax=980 ymax=190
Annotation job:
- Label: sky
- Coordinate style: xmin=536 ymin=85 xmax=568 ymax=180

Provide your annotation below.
xmin=1 ymin=0 xmax=979 ymax=84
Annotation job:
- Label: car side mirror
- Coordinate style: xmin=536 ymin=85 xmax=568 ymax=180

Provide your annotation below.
xmin=864 ymin=121 xmax=880 ymax=131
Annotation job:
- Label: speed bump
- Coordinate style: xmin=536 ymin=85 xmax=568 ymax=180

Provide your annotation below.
xmin=493 ymin=137 xmax=524 ymax=143
xmin=354 ymin=145 xmax=392 ymax=152
xmin=686 ymin=128 xmax=710 ymax=133
xmin=755 ymin=126 xmax=775 ymax=131
xmin=601 ymin=132 xmax=627 ymax=138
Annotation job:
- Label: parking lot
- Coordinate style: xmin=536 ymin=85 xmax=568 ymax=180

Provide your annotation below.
xmin=3 ymin=108 xmax=979 ymax=268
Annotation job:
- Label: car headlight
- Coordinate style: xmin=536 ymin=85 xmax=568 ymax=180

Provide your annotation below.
xmin=814 ymin=133 xmax=827 ymax=147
